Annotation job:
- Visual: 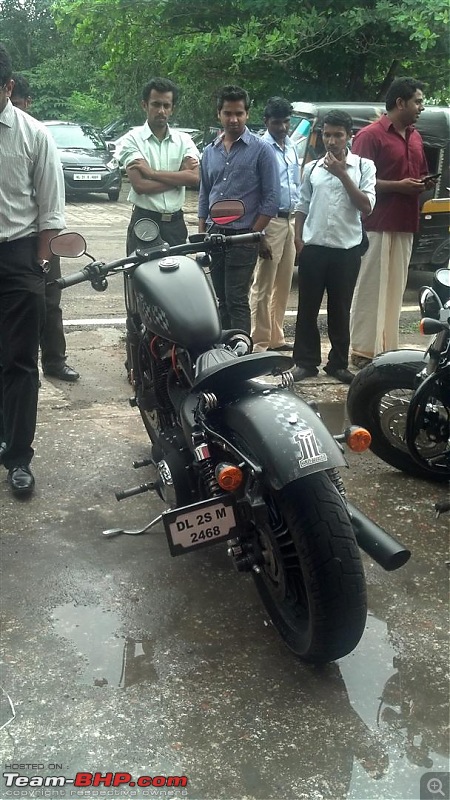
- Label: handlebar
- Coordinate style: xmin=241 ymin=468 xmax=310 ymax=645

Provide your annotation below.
xmin=56 ymin=231 xmax=262 ymax=289
xmin=57 ymin=267 xmax=91 ymax=289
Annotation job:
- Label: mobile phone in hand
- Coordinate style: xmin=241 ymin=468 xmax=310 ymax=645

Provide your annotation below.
xmin=421 ymin=173 xmax=441 ymax=181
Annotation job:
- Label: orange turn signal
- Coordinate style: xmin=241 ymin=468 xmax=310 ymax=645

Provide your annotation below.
xmin=215 ymin=463 xmax=244 ymax=491
xmin=345 ymin=426 xmax=372 ymax=452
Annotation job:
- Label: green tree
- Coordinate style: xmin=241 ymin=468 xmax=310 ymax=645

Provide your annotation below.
xmin=51 ymin=0 xmax=449 ymax=128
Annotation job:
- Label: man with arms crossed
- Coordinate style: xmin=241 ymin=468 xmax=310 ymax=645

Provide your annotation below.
xmin=116 ymin=77 xmax=200 ymax=253
xmin=0 ymin=45 xmax=65 ymax=495
xmin=350 ymin=77 xmax=432 ymax=367
xmin=198 ymin=85 xmax=279 ymax=333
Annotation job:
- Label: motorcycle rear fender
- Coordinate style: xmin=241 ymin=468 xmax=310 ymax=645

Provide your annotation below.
xmin=216 ymin=389 xmax=347 ymax=490
xmin=371 ymin=349 xmax=428 ymax=369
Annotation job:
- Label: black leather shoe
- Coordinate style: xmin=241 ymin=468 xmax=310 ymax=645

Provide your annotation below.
xmin=269 ymin=343 xmax=294 ymax=352
xmin=0 ymin=441 xmax=6 ymax=465
xmin=44 ymin=364 xmax=80 ymax=382
xmin=7 ymin=465 xmax=35 ymax=495
xmin=291 ymin=365 xmax=318 ymax=382
xmin=323 ymin=365 xmax=354 ymax=385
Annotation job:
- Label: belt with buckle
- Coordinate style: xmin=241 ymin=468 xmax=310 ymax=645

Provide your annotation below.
xmin=133 ymin=207 xmax=183 ymax=223
xmin=277 ymin=210 xmax=292 ymax=219
xmin=212 ymin=226 xmax=252 ymax=236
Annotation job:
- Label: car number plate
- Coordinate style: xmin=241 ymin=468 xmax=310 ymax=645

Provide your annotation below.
xmin=73 ymin=173 xmax=102 ymax=181
xmin=163 ymin=496 xmax=237 ymax=556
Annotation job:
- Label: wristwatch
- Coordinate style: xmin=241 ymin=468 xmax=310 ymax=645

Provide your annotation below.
xmin=38 ymin=259 xmax=50 ymax=273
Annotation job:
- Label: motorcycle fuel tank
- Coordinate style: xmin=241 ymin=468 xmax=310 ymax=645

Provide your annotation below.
xmin=132 ymin=255 xmax=221 ymax=349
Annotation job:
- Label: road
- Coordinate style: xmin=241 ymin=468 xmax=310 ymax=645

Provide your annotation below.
xmin=0 ymin=186 xmax=448 ymax=800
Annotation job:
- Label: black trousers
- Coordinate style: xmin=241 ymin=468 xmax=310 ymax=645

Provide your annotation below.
xmin=40 ymin=256 xmax=67 ymax=370
xmin=0 ymin=237 xmax=45 ymax=468
xmin=293 ymin=244 xmax=361 ymax=370
xmin=126 ymin=206 xmax=187 ymax=255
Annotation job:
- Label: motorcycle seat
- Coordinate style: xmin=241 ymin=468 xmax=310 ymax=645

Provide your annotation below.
xmin=193 ymin=350 xmax=293 ymax=393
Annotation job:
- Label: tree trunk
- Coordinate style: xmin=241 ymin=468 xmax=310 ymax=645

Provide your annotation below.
xmin=376 ymin=60 xmax=400 ymax=100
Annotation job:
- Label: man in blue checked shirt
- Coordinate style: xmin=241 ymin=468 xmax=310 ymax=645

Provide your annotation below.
xmin=250 ymin=97 xmax=300 ymax=352
xmin=198 ymin=85 xmax=280 ymax=333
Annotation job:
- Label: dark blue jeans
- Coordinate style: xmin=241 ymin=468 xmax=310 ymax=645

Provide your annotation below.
xmin=210 ymin=241 xmax=259 ymax=333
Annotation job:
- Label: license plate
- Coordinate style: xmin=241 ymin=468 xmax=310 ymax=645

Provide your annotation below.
xmin=163 ymin=496 xmax=237 ymax=556
xmin=73 ymin=173 xmax=102 ymax=181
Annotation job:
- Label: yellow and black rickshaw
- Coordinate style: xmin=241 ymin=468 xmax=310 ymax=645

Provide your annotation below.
xmin=290 ymin=102 xmax=450 ymax=271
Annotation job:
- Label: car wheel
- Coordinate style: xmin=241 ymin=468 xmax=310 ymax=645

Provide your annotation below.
xmin=108 ymin=190 xmax=120 ymax=202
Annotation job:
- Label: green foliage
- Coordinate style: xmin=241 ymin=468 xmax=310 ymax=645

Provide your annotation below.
xmin=1 ymin=0 xmax=448 ymax=130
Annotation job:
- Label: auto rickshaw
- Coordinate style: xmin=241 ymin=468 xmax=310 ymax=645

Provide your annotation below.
xmin=290 ymin=102 xmax=450 ymax=271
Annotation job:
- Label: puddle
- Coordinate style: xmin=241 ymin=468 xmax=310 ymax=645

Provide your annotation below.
xmin=339 ymin=613 xmax=449 ymax=799
xmin=51 ymin=603 xmax=157 ymax=688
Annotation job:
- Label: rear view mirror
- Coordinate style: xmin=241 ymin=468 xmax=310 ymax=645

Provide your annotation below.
xmin=210 ymin=199 xmax=245 ymax=226
xmin=50 ymin=232 xmax=86 ymax=258
xmin=419 ymin=286 xmax=442 ymax=319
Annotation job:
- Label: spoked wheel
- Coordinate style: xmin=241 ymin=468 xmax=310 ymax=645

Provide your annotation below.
xmin=347 ymin=363 xmax=449 ymax=481
xmin=253 ymin=472 xmax=367 ymax=663
xmin=407 ymin=377 xmax=450 ymax=480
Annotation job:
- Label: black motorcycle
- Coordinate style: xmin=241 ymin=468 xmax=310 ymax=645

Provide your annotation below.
xmin=51 ymin=200 xmax=410 ymax=664
xmin=347 ymin=267 xmax=450 ymax=481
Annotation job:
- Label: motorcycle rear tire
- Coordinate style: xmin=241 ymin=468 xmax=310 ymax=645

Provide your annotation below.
xmin=347 ymin=362 xmax=449 ymax=481
xmin=253 ymin=472 xmax=367 ymax=663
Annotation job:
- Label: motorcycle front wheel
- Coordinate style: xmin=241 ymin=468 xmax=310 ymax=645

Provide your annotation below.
xmin=347 ymin=363 xmax=449 ymax=481
xmin=253 ymin=472 xmax=367 ymax=663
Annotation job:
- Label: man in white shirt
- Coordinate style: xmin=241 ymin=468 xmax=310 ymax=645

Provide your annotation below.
xmin=0 ymin=45 xmax=65 ymax=495
xmin=292 ymin=110 xmax=376 ymax=384
xmin=115 ymin=77 xmax=200 ymax=253
xmin=250 ymin=97 xmax=300 ymax=351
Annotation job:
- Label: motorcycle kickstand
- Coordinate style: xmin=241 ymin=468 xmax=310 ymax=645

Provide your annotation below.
xmin=102 ymin=514 xmax=163 ymax=538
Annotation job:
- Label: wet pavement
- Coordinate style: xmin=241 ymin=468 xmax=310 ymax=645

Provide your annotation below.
xmin=0 ymin=188 xmax=449 ymax=800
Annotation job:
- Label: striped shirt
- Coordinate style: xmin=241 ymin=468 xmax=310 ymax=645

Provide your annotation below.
xmin=0 ymin=100 xmax=65 ymax=242
xmin=198 ymin=127 xmax=280 ymax=229
xmin=115 ymin=123 xmax=200 ymax=213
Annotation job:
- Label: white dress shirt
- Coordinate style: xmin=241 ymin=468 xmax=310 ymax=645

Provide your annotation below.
xmin=295 ymin=150 xmax=376 ymax=249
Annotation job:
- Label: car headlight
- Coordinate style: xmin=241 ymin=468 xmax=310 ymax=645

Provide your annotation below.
xmin=106 ymin=157 xmax=119 ymax=171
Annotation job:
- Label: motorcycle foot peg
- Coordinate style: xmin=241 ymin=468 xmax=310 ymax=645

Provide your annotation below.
xmin=132 ymin=458 xmax=154 ymax=469
xmin=115 ymin=481 xmax=157 ymax=501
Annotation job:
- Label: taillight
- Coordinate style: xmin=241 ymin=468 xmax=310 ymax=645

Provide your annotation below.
xmin=345 ymin=426 xmax=372 ymax=452
xmin=215 ymin=463 xmax=244 ymax=491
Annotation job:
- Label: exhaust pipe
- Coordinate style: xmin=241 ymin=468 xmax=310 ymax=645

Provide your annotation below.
xmin=346 ymin=502 xmax=411 ymax=571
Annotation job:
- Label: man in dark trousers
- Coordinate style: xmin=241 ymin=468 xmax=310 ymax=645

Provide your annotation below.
xmin=116 ymin=76 xmax=200 ymax=254
xmin=292 ymin=109 xmax=376 ymax=384
xmin=0 ymin=47 xmax=66 ymax=495
xmin=10 ymin=73 xmax=79 ymax=382
xmin=198 ymin=85 xmax=280 ymax=333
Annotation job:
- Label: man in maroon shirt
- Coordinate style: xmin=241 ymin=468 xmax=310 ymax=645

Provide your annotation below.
xmin=349 ymin=77 xmax=433 ymax=366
